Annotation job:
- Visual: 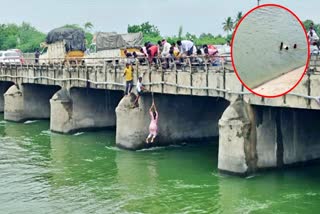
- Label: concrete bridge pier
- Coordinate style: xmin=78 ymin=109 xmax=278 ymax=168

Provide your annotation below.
xmin=4 ymin=84 xmax=61 ymax=122
xmin=116 ymin=93 xmax=230 ymax=150
xmin=50 ymin=87 xmax=123 ymax=134
xmin=0 ymin=81 xmax=14 ymax=112
xmin=218 ymin=99 xmax=320 ymax=176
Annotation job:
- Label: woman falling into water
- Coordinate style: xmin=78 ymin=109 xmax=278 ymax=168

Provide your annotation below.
xmin=146 ymin=101 xmax=158 ymax=144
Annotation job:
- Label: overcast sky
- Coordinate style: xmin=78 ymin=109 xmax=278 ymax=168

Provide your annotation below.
xmin=0 ymin=0 xmax=319 ymax=36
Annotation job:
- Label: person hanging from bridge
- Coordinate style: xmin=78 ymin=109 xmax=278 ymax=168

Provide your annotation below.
xmin=146 ymin=99 xmax=158 ymax=144
xmin=123 ymin=63 xmax=134 ymax=96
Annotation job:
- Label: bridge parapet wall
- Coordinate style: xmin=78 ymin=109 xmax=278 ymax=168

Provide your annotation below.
xmin=0 ymin=63 xmax=319 ymax=110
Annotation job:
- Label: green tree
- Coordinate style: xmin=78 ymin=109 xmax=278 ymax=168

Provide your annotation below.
xmin=127 ymin=22 xmax=160 ymax=37
xmin=304 ymin=20 xmax=314 ymax=31
xmin=234 ymin=12 xmax=243 ymax=28
xmin=222 ymin=17 xmax=234 ymax=36
xmin=185 ymin=32 xmax=197 ymax=42
xmin=62 ymin=24 xmax=81 ymax=29
xmin=84 ymin=22 xmax=93 ymax=31
xmin=128 ymin=22 xmax=161 ymax=43
xmin=0 ymin=22 xmax=45 ymax=52
xmin=303 ymin=20 xmax=320 ymax=36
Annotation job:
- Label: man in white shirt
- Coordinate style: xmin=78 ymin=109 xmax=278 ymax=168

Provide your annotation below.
xmin=159 ymin=39 xmax=172 ymax=69
xmin=134 ymin=76 xmax=146 ymax=107
xmin=177 ymin=40 xmax=196 ymax=56
xmin=160 ymin=39 xmax=171 ymax=58
xmin=308 ymin=27 xmax=319 ymax=46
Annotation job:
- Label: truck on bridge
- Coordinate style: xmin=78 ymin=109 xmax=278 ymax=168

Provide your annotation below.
xmin=85 ymin=32 xmax=143 ymax=64
xmin=40 ymin=27 xmax=86 ymax=64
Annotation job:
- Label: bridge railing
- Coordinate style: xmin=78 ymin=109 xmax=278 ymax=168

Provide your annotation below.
xmin=1 ymin=54 xmax=233 ymax=73
xmin=6 ymin=54 xmax=319 ymax=74
xmin=1 ymin=55 xmax=320 ymax=110
xmin=309 ymin=55 xmax=320 ymax=73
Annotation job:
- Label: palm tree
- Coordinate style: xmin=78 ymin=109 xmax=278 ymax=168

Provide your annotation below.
xmin=222 ymin=17 xmax=234 ymax=36
xmin=84 ymin=22 xmax=93 ymax=31
xmin=234 ymin=12 xmax=243 ymax=29
xmin=178 ymin=25 xmax=183 ymax=39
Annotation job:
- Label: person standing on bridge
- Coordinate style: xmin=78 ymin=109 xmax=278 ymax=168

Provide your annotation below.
xmin=123 ymin=63 xmax=134 ymax=95
xmin=133 ymin=76 xmax=147 ymax=107
xmin=35 ymin=48 xmax=40 ymax=64
xmin=146 ymin=100 xmax=158 ymax=144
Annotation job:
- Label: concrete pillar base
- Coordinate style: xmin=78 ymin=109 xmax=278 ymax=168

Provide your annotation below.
xmin=0 ymin=81 xmax=14 ymax=113
xmin=218 ymin=99 xmax=320 ymax=176
xmin=4 ymin=84 xmax=60 ymax=122
xmin=218 ymin=99 xmax=257 ymax=175
xmin=50 ymin=88 xmax=122 ymax=134
xmin=4 ymin=85 xmax=24 ymax=122
xmin=115 ymin=93 xmax=148 ymax=150
xmin=116 ymin=93 xmax=229 ymax=150
xmin=50 ymin=88 xmax=74 ymax=133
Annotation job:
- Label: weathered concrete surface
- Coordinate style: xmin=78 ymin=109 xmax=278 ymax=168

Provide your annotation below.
xmin=116 ymin=93 xmax=230 ymax=150
xmin=219 ymin=100 xmax=320 ymax=175
xmin=0 ymin=81 xmax=14 ymax=112
xmin=255 ymin=108 xmax=278 ymax=168
xmin=2 ymin=63 xmax=320 ymax=110
xmin=218 ymin=99 xmax=257 ymax=175
xmin=280 ymin=108 xmax=320 ymax=165
xmin=254 ymin=107 xmax=320 ymax=167
xmin=50 ymin=87 xmax=122 ymax=133
xmin=4 ymin=85 xmax=24 ymax=122
xmin=4 ymin=84 xmax=60 ymax=122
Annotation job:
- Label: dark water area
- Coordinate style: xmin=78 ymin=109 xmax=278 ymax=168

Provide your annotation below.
xmin=0 ymin=116 xmax=320 ymax=214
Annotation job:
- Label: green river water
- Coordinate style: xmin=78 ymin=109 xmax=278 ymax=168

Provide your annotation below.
xmin=1 ymin=116 xmax=320 ymax=214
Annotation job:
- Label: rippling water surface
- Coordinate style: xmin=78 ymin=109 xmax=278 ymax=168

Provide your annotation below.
xmin=233 ymin=6 xmax=308 ymax=88
xmin=1 ymin=116 xmax=320 ymax=213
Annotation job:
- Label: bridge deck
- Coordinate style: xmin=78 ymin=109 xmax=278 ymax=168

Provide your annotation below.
xmin=0 ymin=56 xmax=319 ymax=110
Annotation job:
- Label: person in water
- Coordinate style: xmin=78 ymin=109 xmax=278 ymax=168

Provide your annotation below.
xmin=146 ymin=101 xmax=158 ymax=144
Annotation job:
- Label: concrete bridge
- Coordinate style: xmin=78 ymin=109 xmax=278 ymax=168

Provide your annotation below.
xmin=1 ymin=56 xmax=320 ymax=176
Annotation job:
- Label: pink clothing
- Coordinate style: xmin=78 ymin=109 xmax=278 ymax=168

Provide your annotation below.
xmin=208 ymin=45 xmax=218 ymax=56
xmin=142 ymin=47 xmax=148 ymax=57
xmin=149 ymin=110 xmax=158 ymax=135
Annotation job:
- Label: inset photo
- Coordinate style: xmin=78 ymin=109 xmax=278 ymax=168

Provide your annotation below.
xmin=232 ymin=4 xmax=309 ymax=98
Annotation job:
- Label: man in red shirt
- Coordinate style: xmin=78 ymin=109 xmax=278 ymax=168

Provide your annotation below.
xmin=147 ymin=45 xmax=159 ymax=64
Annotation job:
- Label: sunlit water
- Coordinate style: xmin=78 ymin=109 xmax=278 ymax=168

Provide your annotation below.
xmin=1 ymin=116 xmax=320 ymax=213
xmin=233 ymin=6 xmax=308 ymax=88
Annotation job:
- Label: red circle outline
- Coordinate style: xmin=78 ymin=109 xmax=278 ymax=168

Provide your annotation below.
xmin=231 ymin=3 xmax=310 ymax=98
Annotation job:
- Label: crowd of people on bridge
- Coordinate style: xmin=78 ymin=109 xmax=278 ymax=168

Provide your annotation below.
xmin=124 ymin=39 xmax=230 ymax=68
